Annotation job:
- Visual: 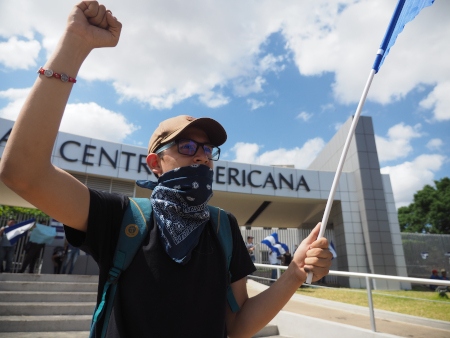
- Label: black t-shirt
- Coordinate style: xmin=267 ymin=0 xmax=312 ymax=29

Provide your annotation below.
xmin=64 ymin=189 xmax=255 ymax=337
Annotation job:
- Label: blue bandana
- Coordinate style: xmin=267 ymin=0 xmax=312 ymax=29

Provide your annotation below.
xmin=136 ymin=165 xmax=213 ymax=264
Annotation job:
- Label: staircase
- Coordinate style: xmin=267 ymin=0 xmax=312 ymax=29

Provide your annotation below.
xmin=0 ymin=273 xmax=288 ymax=337
xmin=0 ymin=273 xmax=95 ymax=337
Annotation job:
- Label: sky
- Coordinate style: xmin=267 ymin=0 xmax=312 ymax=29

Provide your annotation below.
xmin=0 ymin=0 xmax=449 ymax=210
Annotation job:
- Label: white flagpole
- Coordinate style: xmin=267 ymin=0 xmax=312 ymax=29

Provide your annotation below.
xmin=305 ymin=68 xmax=376 ymax=284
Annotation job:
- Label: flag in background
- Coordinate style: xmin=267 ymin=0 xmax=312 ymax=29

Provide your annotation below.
xmin=50 ymin=219 xmax=65 ymax=240
xmin=262 ymin=233 xmax=289 ymax=256
xmin=329 ymin=241 xmax=337 ymax=259
xmin=372 ymin=0 xmax=435 ymax=72
xmin=4 ymin=218 xmax=35 ymax=245
xmin=29 ymin=223 xmax=56 ymax=245
xmin=273 ymin=243 xmax=286 ymax=256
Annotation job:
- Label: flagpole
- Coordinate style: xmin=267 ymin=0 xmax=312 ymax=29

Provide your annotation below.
xmin=304 ymin=0 xmax=434 ymax=285
xmin=305 ymin=68 xmax=375 ymax=284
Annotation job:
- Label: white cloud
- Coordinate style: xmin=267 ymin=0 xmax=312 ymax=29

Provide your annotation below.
xmin=0 ymin=88 xmax=30 ymax=120
xmin=381 ymin=154 xmax=445 ymax=208
xmin=63 ymin=103 xmax=139 ymax=143
xmin=0 ymin=88 xmax=138 ymax=143
xmin=1 ymin=0 xmax=448 ymax=113
xmin=258 ymin=54 xmax=285 ymax=74
xmin=296 ymin=111 xmax=313 ymax=122
xmin=419 ymin=81 xmax=450 ymax=121
xmin=230 ymin=137 xmax=325 ymax=168
xmin=426 ymin=138 xmax=443 ymax=151
xmin=283 ymin=0 xmax=450 ymax=108
xmin=0 ymin=37 xmax=41 ymax=69
xmin=375 ymin=123 xmax=422 ymax=162
xmin=231 ymin=142 xmax=261 ymax=164
xmin=247 ymin=99 xmax=266 ymax=110
xmin=233 ymin=76 xmax=266 ymax=97
xmin=198 ymin=91 xmax=229 ymax=108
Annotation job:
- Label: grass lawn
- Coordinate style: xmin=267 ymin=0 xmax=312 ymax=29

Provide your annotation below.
xmin=297 ymin=285 xmax=450 ymax=322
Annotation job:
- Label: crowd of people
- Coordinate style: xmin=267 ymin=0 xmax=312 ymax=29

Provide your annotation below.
xmin=0 ymin=219 xmax=80 ymax=274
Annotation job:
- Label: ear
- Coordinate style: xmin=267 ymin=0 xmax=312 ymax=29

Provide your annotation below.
xmin=147 ymin=153 xmax=163 ymax=177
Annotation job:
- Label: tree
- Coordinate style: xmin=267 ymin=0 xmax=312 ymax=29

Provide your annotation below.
xmin=0 ymin=205 xmax=50 ymax=222
xmin=398 ymin=177 xmax=450 ymax=234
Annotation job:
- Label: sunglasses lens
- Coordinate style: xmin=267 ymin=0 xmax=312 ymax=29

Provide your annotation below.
xmin=178 ymin=140 xmax=197 ymax=155
xmin=177 ymin=139 xmax=220 ymax=160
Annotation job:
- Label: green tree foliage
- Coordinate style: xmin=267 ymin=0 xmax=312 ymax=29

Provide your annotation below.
xmin=398 ymin=177 xmax=450 ymax=234
xmin=0 ymin=205 xmax=50 ymax=222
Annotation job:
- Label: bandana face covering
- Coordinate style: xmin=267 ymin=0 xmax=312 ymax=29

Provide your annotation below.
xmin=137 ymin=164 xmax=213 ymax=264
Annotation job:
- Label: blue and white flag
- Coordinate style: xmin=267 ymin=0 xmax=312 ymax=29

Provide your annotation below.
xmin=50 ymin=219 xmax=65 ymax=240
xmin=29 ymin=223 xmax=56 ymax=245
xmin=4 ymin=218 xmax=35 ymax=245
xmin=273 ymin=243 xmax=286 ymax=256
xmin=372 ymin=0 xmax=434 ymax=73
xmin=261 ymin=233 xmax=279 ymax=247
xmin=262 ymin=233 xmax=289 ymax=256
xmin=329 ymin=241 xmax=337 ymax=259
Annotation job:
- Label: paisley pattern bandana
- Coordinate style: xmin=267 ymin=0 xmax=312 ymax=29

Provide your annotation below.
xmin=137 ymin=164 xmax=213 ymax=264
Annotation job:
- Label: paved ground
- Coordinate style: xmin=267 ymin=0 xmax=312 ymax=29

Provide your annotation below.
xmin=246 ymin=280 xmax=450 ymax=338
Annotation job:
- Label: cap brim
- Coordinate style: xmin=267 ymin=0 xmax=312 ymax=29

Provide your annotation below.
xmin=165 ymin=117 xmax=227 ymax=147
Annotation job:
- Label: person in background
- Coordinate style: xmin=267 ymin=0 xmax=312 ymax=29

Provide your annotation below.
xmin=19 ymin=240 xmax=45 ymax=273
xmin=440 ymin=269 xmax=449 ymax=281
xmin=52 ymin=245 xmax=66 ymax=274
xmin=439 ymin=269 xmax=449 ymax=292
xmin=268 ymin=249 xmax=282 ymax=282
xmin=429 ymin=269 xmax=441 ymax=291
xmin=245 ymin=236 xmax=256 ymax=263
xmin=282 ymin=250 xmax=292 ymax=266
xmin=62 ymin=239 xmax=80 ymax=274
xmin=0 ymin=219 xmax=17 ymax=272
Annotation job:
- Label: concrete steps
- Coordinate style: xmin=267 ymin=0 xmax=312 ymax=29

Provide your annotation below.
xmin=0 ymin=273 xmax=96 ymax=334
xmin=0 ymin=273 xmax=287 ymax=337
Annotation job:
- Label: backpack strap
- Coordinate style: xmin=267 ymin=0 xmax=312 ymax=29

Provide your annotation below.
xmin=90 ymin=198 xmax=151 ymax=338
xmin=208 ymin=205 xmax=240 ymax=313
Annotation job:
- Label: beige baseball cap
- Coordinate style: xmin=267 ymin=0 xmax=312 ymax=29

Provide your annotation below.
xmin=147 ymin=115 xmax=227 ymax=154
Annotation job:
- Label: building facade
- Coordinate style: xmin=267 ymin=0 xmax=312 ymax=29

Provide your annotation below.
xmin=0 ymin=115 xmax=408 ymax=289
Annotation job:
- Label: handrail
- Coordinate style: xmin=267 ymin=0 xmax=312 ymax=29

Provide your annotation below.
xmin=254 ymin=263 xmax=450 ymax=332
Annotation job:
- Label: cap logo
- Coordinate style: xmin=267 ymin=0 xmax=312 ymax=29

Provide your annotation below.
xmin=125 ymin=224 xmax=139 ymax=238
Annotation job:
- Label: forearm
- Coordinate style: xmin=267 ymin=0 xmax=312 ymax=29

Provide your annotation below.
xmin=228 ymin=264 xmax=304 ymax=337
xmin=0 ymin=32 xmax=91 ymax=186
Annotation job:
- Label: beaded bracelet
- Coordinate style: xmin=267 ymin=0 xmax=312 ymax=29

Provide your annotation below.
xmin=37 ymin=67 xmax=77 ymax=83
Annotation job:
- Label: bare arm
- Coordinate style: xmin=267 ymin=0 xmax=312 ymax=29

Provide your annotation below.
xmin=226 ymin=223 xmax=332 ymax=338
xmin=0 ymin=2 xmax=121 ymax=231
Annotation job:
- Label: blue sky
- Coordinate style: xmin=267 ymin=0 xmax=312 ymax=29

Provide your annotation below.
xmin=0 ymin=0 xmax=449 ymax=209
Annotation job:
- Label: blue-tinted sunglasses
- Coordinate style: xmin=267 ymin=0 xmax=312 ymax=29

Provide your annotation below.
xmin=155 ymin=139 xmax=221 ymax=161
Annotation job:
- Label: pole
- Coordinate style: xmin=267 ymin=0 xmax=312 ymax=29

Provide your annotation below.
xmin=305 ymin=68 xmax=376 ymax=284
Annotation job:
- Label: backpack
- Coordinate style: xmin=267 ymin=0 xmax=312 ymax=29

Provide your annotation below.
xmin=89 ymin=198 xmax=239 ymax=338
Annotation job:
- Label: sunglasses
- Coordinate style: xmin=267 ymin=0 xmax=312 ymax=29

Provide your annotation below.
xmin=155 ymin=139 xmax=221 ymax=161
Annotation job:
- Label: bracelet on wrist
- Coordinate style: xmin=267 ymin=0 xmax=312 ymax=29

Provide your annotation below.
xmin=37 ymin=67 xmax=77 ymax=83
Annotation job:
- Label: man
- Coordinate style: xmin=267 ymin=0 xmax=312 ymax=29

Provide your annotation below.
xmin=268 ymin=249 xmax=282 ymax=281
xmin=429 ymin=269 xmax=441 ymax=291
xmin=61 ymin=240 xmax=80 ymax=274
xmin=245 ymin=236 xmax=256 ymax=263
xmin=0 ymin=219 xmax=17 ymax=272
xmin=19 ymin=240 xmax=45 ymax=274
xmin=0 ymin=2 xmax=332 ymax=337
